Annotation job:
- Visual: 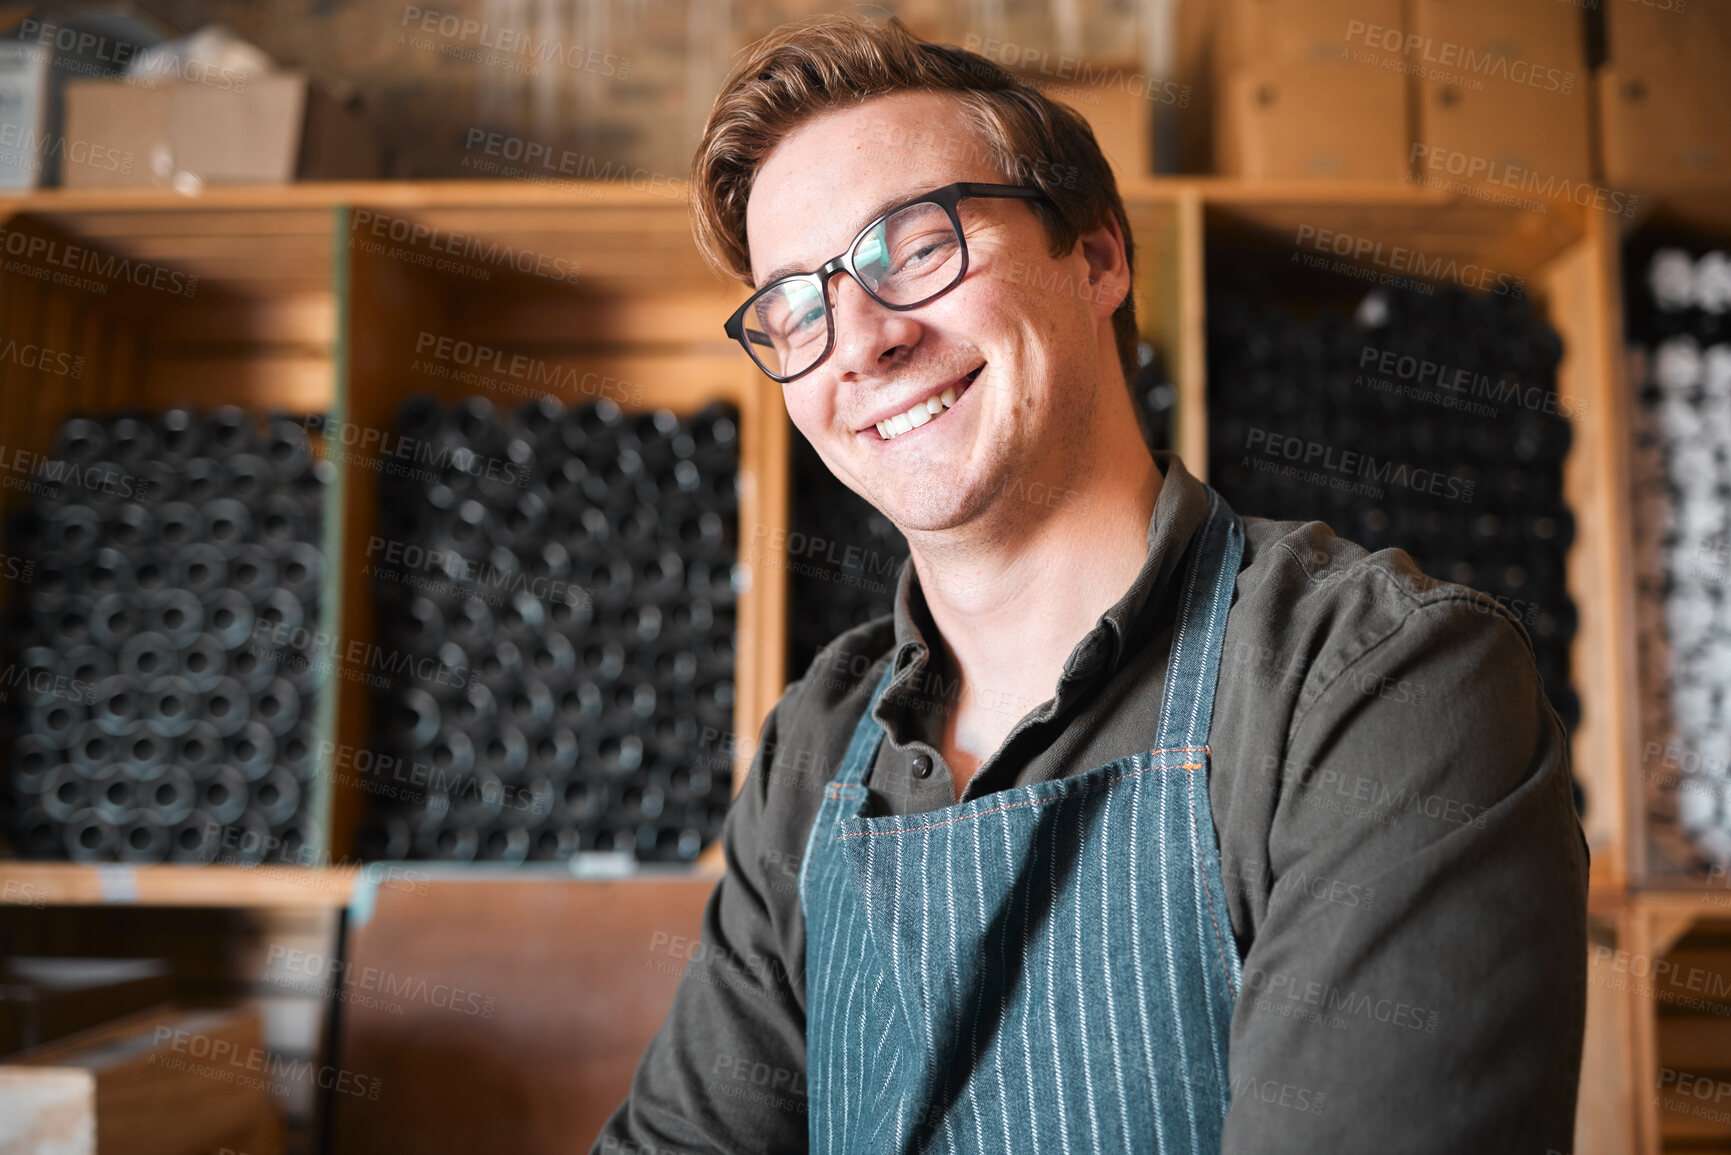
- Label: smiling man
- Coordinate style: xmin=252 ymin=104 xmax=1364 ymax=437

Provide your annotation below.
xmin=594 ymin=15 xmax=1588 ymax=1155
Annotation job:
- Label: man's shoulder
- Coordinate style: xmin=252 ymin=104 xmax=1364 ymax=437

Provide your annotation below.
xmin=1231 ymin=514 xmax=1535 ymax=706
xmin=1240 ymin=513 xmax=1526 ymax=624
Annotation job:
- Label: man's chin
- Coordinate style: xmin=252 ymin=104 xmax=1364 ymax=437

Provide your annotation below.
xmin=867 ymin=479 xmax=994 ymax=536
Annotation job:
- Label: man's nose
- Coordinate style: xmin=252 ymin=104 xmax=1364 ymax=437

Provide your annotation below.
xmin=827 ymin=273 xmax=920 ymax=374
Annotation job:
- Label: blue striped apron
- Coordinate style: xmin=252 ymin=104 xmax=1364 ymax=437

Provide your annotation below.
xmin=798 ymin=488 xmax=1245 ymax=1155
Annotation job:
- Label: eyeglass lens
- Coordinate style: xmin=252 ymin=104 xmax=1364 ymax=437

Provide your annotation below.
xmin=742 ymin=201 xmax=963 ymax=379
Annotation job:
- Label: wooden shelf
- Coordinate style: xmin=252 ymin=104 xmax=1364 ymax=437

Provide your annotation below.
xmin=0 ymin=859 xmax=727 ymax=908
xmin=0 ymin=862 xmax=359 ymax=908
xmin=0 ymin=173 xmax=1606 ymax=213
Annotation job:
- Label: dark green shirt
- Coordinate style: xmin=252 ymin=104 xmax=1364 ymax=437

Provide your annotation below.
xmin=595 ymin=453 xmax=1589 ymax=1154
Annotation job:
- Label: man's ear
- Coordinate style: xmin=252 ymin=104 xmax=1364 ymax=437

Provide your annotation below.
xmin=1078 ymin=215 xmax=1131 ymax=318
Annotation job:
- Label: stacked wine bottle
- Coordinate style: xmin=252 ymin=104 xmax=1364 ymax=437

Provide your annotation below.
xmin=356 ymin=395 xmax=739 ymax=864
xmin=786 ymin=429 xmax=909 ymax=678
xmin=785 ymin=342 xmax=1176 ymax=679
xmin=1627 ymin=242 xmax=1731 ymax=868
xmin=3 ymin=408 xmax=329 ymax=863
xmin=1205 ymin=264 xmax=1583 ymax=808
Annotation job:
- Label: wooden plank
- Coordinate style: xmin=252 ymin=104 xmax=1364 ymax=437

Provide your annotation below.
xmin=1659 ymin=1015 xmax=1731 ymax=1071
xmin=0 ymin=181 xmax=675 ymax=212
xmin=350 ymin=204 xmax=698 ymax=235
xmin=41 ymin=236 xmax=336 ymax=264
xmin=71 ymin=305 xmax=116 ymax=416
xmin=1125 ymin=199 xmax=1182 ymax=400
xmin=739 ymin=362 xmax=788 ymax=796
xmin=219 ymin=1109 xmax=286 ymax=1155
xmin=341 ymin=204 xmax=722 ymax=292
xmin=26 ymin=210 xmax=336 ymax=241
xmin=1654 ymin=946 xmax=1731 ymax=1006
xmin=1535 ymin=217 xmax=1632 ymax=893
xmin=3 ymin=1004 xmax=281 ymax=1155
xmin=451 ymin=286 xmax=748 ymax=349
xmin=147 ymin=293 xmax=336 ymax=346
xmin=345 ymin=341 xmax=747 ymax=421
xmin=36 ymin=285 xmax=75 ymax=438
xmin=0 ymin=176 xmax=1447 ymax=218
xmin=39 ymin=255 xmax=333 ymax=288
xmin=1200 ymin=194 xmax=1584 ymax=281
xmin=1657 ymin=1091 xmax=1731 ymax=1144
xmin=5 ymin=272 xmax=46 ymax=461
xmin=1176 ymin=189 xmax=1208 ymax=478
xmin=0 ymin=864 xmax=358 ymax=908
xmin=0 ymin=174 xmax=1618 ymax=222
xmin=309 ymin=203 xmax=353 ymax=867
xmin=1579 ymin=905 xmax=1641 ymax=1155
xmin=9 ymin=207 xmax=332 ymax=300
xmin=333 ymin=877 xmax=714 ymax=1155
xmin=1623 ymin=190 xmax=1731 ymax=241
xmin=1583 ymin=204 xmax=1641 ymax=891
xmin=1627 ymin=899 xmax=1731 ymax=1153
xmin=1633 ymin=902 xmax=1668 ymax=1155
xmin=134 ymin=355 xmax=334 ymax=414
xmin=0 ymin=266 xmax=20 ymax=542
xmin=4 ymin=179 xmax=1608 ymax=311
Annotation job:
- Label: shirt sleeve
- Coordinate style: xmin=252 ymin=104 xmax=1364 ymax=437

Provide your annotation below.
xmin=591 ymin=684 xmax=812 ymax=1155
xmin=1219 ymin=595 xmax=1589 ymax=1154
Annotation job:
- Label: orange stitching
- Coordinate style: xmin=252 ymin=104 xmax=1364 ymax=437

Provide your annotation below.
xmin=1189 ymin=761 xmax=1238 ymax=999
xmin=822 ymin=749 xmax=1208 ymax=802
xmin=834 ymin=760 xmax=1205 ymax=840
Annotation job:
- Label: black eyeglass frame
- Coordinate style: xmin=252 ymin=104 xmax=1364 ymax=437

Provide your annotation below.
xmin=723 ymin=181 xmax=1054 ymax=384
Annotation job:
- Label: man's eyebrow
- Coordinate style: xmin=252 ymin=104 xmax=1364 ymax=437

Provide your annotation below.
xmin=755 ymin=186 xmax=928 ymax=289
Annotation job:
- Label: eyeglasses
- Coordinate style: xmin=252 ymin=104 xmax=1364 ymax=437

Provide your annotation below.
xmin=724 ymin=181 xmax=1053 ymax=383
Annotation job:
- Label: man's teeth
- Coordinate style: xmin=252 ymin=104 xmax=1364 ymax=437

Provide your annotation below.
xmin=877 ymin=384 xmax=962 ymax=440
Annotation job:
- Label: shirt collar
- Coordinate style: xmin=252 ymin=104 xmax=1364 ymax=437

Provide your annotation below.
xmin=884 ymin=451 xmax=1211 ymax=700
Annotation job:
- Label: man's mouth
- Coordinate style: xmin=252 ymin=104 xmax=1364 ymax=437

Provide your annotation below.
xmin=874 ymin=365 xmax=983 ymax=440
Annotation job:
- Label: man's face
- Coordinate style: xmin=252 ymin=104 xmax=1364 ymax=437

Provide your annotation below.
xmin=745 ymin=90 xmax=1125 ymax=535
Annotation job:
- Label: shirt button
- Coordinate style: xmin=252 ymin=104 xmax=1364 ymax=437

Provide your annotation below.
xmin=910 ymin=754 xmax=933 ymax=779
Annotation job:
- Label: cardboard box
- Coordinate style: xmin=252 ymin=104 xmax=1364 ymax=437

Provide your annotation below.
xmin=1408 ymin=0 xmax=1590 ymax=197
xmin=993 ymin=69 xmax=1159 ymax=178
xmin=1218 ymin=0 xmax=1403 ymax=70
xmin=1417 ymin=72 xmax=1592 ymax=186
xmin=1064 ymin=78 xmax=1157 ymax=178
xmin=1604 ymin=0 xmax=1731 ymax=75
xmin=1216 ymin=62 xmax=1407 ymax=180
xmin=61 ymin=71 xmax=378 ymax=189
xmin=1412 ymin=0 xmax=1586 ymax=78
xmin=1599 ymin=65 xmax=1731 ymax=188
xmin=1597 ymin=0 xmax=1731 ymax=188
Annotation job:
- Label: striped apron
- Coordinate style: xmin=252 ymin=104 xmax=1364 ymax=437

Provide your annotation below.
xmin=799 ymin=489 xmax=1246 ymax=1155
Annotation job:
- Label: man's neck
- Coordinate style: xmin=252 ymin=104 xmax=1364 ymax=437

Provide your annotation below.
xmin=904 ymin=442 xmax=1163 ymax=792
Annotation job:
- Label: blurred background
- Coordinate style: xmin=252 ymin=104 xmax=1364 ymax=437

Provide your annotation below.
xmin=0 ymin=0 xmax=1722 ymax=1152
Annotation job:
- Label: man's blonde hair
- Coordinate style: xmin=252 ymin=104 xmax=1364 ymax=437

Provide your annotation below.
xmin=689 ymin=14 xmax=1141 ymax=388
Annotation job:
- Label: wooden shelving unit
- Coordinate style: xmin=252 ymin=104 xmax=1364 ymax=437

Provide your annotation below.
xmin=0 ymin=173 xmax=1720 ymax=1154
xmin=0 ymin=181 xmax=780 ymax=869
